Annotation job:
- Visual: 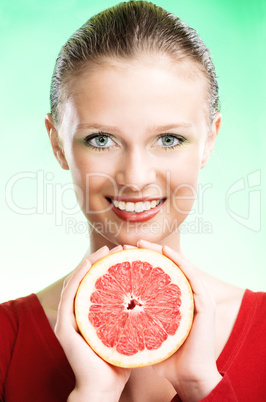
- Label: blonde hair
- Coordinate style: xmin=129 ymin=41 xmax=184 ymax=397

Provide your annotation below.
xmin=50 ymin=1 xmax=219 ymax=126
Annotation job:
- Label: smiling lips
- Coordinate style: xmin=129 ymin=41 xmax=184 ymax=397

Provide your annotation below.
xmin=106 ymin=198 xmax=166 ymax=222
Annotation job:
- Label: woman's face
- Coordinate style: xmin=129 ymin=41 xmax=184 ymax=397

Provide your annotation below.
xmin=49 ymin=56 xmax=220 ymax=247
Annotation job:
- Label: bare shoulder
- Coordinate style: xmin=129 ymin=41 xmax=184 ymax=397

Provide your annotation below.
xmin=216 ymin=283 xmax=245 ymax=328
xmin=200 ymin=269 xmax=245 ymax=306
xmin=36 ymin=277 xmax=65 ymax=331
xmin=203 ymin=273 xmax=246 ymax=358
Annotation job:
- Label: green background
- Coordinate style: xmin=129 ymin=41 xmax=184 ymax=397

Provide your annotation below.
xmin=0 ymin=0 xmax=265 ymax=302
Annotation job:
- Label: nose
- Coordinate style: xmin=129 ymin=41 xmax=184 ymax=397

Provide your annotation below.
xmin=115 ymin=147 xmax=156 ymax=191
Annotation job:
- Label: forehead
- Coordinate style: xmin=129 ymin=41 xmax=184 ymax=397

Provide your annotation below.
xmin=61 ymin=55 xmax=209 ymax=133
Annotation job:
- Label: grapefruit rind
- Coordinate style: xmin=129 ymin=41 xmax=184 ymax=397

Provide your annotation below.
xmin=75 ymin=248 xmax=194 ymax=368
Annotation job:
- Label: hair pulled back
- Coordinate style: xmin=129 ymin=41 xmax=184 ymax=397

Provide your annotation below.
xmin=50 ymin=1 xmax=219 ymax=126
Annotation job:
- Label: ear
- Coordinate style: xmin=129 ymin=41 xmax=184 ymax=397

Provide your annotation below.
xmin=201 ymin=112 xmax=222 ymax=169
xmin=45 ymin=113 xmax=69 ymax=170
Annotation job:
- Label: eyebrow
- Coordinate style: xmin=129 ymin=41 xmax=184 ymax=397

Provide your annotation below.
xmin=147 ymin=123 xmax=193 ymax=133
xmin=76 ymin=122 xmax=193 ymax=133
xmin=77 ymin=124 xmax=119 ymax=132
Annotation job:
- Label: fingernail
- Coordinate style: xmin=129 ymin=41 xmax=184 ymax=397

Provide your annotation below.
xmin=111 ymin=245 xmax=123 ymax=252
xmin=163 ymin=245 xmax=172 ymax=254
xmin=98 ymin=245 xmax=109 ymax=252
xmin=137 ymin=239 xmax=147 ymax=246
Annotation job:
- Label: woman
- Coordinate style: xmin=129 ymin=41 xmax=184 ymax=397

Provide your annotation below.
xmin=1 ymin=2 xmax=265 ymax=401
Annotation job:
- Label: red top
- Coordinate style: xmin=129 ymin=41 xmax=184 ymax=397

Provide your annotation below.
xmin=0 ymin=290 xmax=265 ymax=401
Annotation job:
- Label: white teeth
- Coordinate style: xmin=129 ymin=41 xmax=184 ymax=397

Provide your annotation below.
xmin=135 ymin=202 xmax=143 ymax=212
xmin=112 ymin=199 xmax=162 ymax=213
xmin=125 ymin=202 xmax=135 ymax=212
xmin=119 ymin=201 xmax=126 ymax=210
xmin=144 ymin=201 xmax=151 ymax=211
xmin=113 ymin=200 xmax=126 ymax=210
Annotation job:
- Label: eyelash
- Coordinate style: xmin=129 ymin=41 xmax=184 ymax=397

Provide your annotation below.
xmin=153 ymin=134 xmax=186 ymax=150
xmin=82 ymin=132 xmax=186 ymax=151
xmin=82 ymin=132 xmax=117 ymax=152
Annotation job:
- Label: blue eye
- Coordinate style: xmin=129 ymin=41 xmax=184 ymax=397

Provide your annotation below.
xmin=83 ymin=133 xmax=117 ymax=150
xmin=154 ymin=134 xmax=185 ymax=149
xmin=161 ymin=135 xmax=177 ymax=146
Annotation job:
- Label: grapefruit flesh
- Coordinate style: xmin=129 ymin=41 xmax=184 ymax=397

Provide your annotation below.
xmin=75 ymin=248 xmax=194 ymax=368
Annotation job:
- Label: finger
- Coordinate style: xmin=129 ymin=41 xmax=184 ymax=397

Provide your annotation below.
xmin=58 ymin=260 xmax=91 ymax=323
xmin=63 ymin=245 xmax=109 ymax=289
xmin=162 ymin=246 xmax=200 ymax=291
xmin=59 ymin=246 xmax=110 ymax=315
xmin=137 ymin=239 xmax=163 ymax=253
xmin=88 ymin=245 xmax=110 ymax=265
xmin=109 ymin=245 xmax=123 ymax=253
xmin=123 ymin=244 xmax=137 ymax=249
xmin=77 ymin=245 xmax=121 ymax=282
xmin=137 ymin=241 xmax=204 ymax=298
xmin=162 ymin=246 xmax=215 ymax=312
xmin=138 ymin=241 xmax=211 ymax=302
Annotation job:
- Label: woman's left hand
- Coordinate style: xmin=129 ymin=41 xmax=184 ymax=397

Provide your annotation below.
xmin=137 ymin=240 xmax=222 ymax=402
xmin=55 ymin=245 xmax=131 ymax=402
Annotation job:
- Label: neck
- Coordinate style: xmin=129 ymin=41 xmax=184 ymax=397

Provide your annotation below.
xmin=85 ymin=227 xmax=182 ymax=257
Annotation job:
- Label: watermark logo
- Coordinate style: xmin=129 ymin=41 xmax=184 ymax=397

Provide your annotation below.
xmin=225 ymin=170 xmax=261 ymax=232
xmin=64 ymin=217 xmax=213 ymax=237
xmin=5 ymin=171 xmax=81 ymax=226
xmin=4 ymin=169 xmax=262 ymax=234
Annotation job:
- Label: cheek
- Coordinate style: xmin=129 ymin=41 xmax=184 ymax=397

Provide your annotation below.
xmin=168 ymin=152 xmax=202 ymax=214
xmin=67 ymin=145 xmax=116 ymax=187
xmin=65 ymin=148 xmax=116 ymax=213
xmin=171 ymin=182 xmax=198 ymax=217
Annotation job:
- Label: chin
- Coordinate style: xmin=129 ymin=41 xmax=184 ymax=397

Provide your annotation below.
xmin=100 ymin=225 xmax=174 ymax=248
xmin=87 ymin=212 xmax=182 ymax=248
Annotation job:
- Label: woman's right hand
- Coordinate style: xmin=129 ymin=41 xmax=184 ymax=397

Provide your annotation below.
xmin=55 ymin=245 xmax=131 ymax=402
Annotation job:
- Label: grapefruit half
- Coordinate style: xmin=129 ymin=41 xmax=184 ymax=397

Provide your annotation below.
xmin=75 ymin=248 xmax=194 ymax=368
